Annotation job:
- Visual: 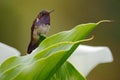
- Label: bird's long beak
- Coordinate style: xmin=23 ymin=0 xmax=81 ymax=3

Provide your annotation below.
xmin=49 ymin=10 xmax=54 ymax=13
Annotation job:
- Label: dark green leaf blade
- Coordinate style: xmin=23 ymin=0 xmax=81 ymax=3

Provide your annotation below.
xmin=50 ymin=61 xmax=86 ymax=80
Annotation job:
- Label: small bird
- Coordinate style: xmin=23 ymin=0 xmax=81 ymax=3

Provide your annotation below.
xmin=27 ymin=10 xmax=54 ymax=54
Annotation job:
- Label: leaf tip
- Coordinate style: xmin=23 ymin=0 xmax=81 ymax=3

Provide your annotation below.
xmin=96 ymin=20 xmax=113 ymax=25
xmin=75 ymin=36 xmax=94 ymax=44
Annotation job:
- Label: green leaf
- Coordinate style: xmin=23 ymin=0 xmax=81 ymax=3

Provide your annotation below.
xmin=33 ymin=22 xmax=97 ymax=54
xmin=50 ymin=61 xmax=86 ymax=80
xmin=0 ymin=40 xmax=82 ymax=80
xmin=12 ymin=51 xmax=69 ymax=80
xmin=0 ymin=40 xmax=81 ymax=73
xmin=0 ymin=21 xmax=106 ymax=80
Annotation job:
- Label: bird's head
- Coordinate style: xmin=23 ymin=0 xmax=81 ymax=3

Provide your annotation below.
xmin=36 ymin=10 xmax=54 ymax=25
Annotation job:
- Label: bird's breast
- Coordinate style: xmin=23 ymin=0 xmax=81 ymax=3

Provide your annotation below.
xmin=37 ymin=24 xmax=50 ymax=34
xmin=33 ymin=24 xmax=50 ymax=40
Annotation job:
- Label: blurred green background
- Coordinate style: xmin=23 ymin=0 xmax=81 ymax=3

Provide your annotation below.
xmin=0 ymin=0 xmax=119 ymax=80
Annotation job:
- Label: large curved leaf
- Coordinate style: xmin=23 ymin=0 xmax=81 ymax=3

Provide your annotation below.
xmin=0 ymin=21 xmax=107 ymax=80
xmin=32 ymin=22 xmax=98 ymax=54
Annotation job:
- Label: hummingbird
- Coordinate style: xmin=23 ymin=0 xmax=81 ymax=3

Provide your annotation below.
xmin=27 ymin=10 xmax=54 ymax=54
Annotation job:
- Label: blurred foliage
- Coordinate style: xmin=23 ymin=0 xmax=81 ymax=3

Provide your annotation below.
xmin=0 ymin=0 xmax=119 ymax=80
